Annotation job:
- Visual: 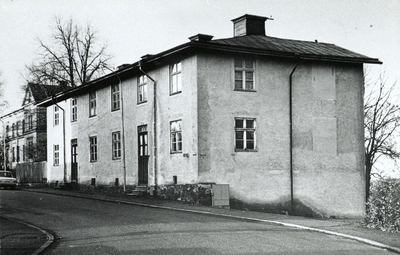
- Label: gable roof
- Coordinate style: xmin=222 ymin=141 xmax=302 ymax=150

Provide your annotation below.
xmin=23 ymin=83 xmax=69 ymax=106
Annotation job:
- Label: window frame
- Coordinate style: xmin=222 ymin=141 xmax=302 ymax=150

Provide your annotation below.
xmin=89 ymin=91 xmax=97 ymax=117
xmin=111 ymin=84 xmax=120 ymax=111
xmin=54 ymin=106 xmax=60 ymax=126
xmin=138 ymin=75 xmax=148 ymax=104
xmin=170 ymin=62 xmax=182 ymax=95
xmin=54 ymin=144 xmax=59 ymax=166
xmin=71 ymin=98 xmax=77 ymax=122
xmin=112 ymin=131 xmax=121 ymax=159
xmin=28 ymin=115 xmax=33 ymax=130
xmin=235 ymin=118 xmax=257 ymax=151
xmin=170 ymin=120 xmax=182 ymax=153
xmin=234 ymin=58 xmax=256 ymax=91
xmin=89 ymin=135 xmax=98 ymax=162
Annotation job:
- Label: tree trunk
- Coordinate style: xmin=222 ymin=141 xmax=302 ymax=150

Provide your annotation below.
xmin=365 ymin=161 xmax=372 ymax=202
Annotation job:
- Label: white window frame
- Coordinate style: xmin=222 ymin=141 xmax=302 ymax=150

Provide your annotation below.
xmin=111 ymin=84 xmax=120 ymax=111
xmin=235 ymin=118 xmax=256 ymax=151
xmin=170 ymin=120 xmax=182 ymax=153
xmin=170 ymin=62 xmax=182 ymax=95
xmin=90 ymin=136 xmax=98 ymax=162
xmin=138 ymin=75 xmax=148 ymax=104
xmin=54 ymin=106 xmax=59 ymax=126
xmin=71 ymin=98 xmax=77 ymax=122
xmin=234 ymin=59 xmax=255 ymax=91
xmin=54 ymin=144 xmax=59 ymax=166
xmin=112 ymin=131 xmax=121 ymax=159
xmin=89 ymin=91 xmax=97 ymax=117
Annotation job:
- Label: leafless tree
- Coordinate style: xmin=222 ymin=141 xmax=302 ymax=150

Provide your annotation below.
xmin=364 ymin=72 xmax=400 ymax=200
xmin=25 ymin=17 xmax=112 ymax=87
xmin=0 ymin=71 xmax=9 ymax=113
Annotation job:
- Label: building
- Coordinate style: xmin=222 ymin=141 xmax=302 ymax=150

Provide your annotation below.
xmin=1 ymin=83 xmax=67 ymax=170
xmin=39 ymin=15 xmax=381 ymax=217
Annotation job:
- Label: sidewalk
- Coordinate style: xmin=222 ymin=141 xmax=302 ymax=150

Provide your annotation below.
xmin=21 ymin=186 xmax=400 ymax=254
xmin=0 ymin=215 xmax=53 ymax=255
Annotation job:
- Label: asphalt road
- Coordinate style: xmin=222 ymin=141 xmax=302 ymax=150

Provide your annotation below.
xmin=0 ymin=190 xmax=393 ymax=255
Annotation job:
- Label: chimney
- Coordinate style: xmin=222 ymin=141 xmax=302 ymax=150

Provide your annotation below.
xmin=189 ymin=34 xmax=214 ymax=42
xmin=231 ymin=14 xmax=268 ymax=37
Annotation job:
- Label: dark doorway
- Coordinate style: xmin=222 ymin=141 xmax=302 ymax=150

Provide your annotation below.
xmin=138 ymin=125 xmax=148 ymax=185
xmin=71 ymin=139 xmax=78 ymax=182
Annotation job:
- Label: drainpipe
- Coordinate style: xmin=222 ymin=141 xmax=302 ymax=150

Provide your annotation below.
xmin=138 ymin=61 xmax=157 ymax=196
xmin=52 ymin=97 xmax=67 ymax=183
xmin=289 ymin=59 xmax=299 ymax=215
xmin=0 ymin=118 xmax=6 ymax=171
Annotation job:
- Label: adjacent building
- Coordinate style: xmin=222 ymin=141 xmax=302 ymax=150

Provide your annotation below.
xmin=38 ymin=15 xmax=381 ymax=217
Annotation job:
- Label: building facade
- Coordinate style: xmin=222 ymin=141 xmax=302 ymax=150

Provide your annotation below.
xmin=40 ymin=15 xmax=381 ymax=217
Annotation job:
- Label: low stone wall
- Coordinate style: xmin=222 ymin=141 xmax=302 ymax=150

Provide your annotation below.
xmin=157 ymin=184 xmax=213 ymax=206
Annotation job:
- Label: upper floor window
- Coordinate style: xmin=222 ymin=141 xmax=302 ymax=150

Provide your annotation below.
xmin=138 ymin=75 xmax=148 ymax=104
xmin=235 ymin=118 xmax=256 ymax=151
xmin=112 ymin=131 xmax=121 ymax=159
xmin=71 ymin=98 xmax=77 ymax=122
xmin=170 ymin=120 xmax=182 ymax=153
xmin=89 ymin=91 xmax=97 ymax=117
xmin=27 ymin=115 xmax=33 ymax=130
xmin=90 ymin=136 xmax=98 ymax=162
xmin=12 ymin=123 xmax=15 ymax=138
xmin=6 ymin=125 xmax=9 ymax=138
xmin=54 ymin=106 xmax=60 ymax=126
xmin=111 ymin=84 xmax=120 ymax=111
xmin=170 ymin=62 xmax=182 ymax=95
xmin=16 ymin=121 xmax=20 ymax=136
xmin=234 ymin=59 xmax=255 ymax=91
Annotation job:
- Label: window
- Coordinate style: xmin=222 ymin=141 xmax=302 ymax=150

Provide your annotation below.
xmin=22 ymin=120 xmax=25 ymax=133
xmin=90 ymin=136 xmax=97 ymax=162
xmin=17 ymin=146 xmax=20 ymax=162
xmin=12 ymin=147 xmax=15 ymax=162
xmin=12 ymin=123 xmax=15 ymax=138
xmin=28 ymin=115 xmax=33 ymax=130
xmin=234 ymin=59 xmax=255 ymax=91
xmin=16 ymin=121 xmax=20 ymax=136
xmin=138 ymin=75 xmax=148 ymax=104
xmin=6 ymin=125 xmax=9 ymax=138
xmin=111 ymin=84 xmax=120 ymax=111
xmin=27 ymin=137 xmax=33 ymax=159
xmin=22 ymin=145 xmax=26 ymax=161
xmin=54 ymin=144 xmax=59 ymax=166
xmin=170 ymin=62 xmax=182 ymax=95
xmin=54 ymin=106 xmax=59 ymax=126
xmin=170 ymin=120 xmax=182 ymax=153
xmin=235 ymin=118 xmax=256 ymax=151
xmin=71 ymin=98 xmax=77 ymax=122
xmin=112 ymin=131 xmax=121 ymax=159
xmin=89 ymin=91 xmax=97 ymax=117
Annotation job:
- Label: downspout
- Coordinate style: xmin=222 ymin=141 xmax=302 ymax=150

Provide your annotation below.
xmin=138 ymin=61 xmax=157 ymax=196
xmin=52 ymin=97 xmax=67 ymax=183
xmin=289 ymin=59 xmax=299 ymax=215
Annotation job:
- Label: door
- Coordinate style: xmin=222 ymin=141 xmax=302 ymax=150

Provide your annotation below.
xmin=138 ymin=126 xmax=148 ymax=185
xmin=71 ymin=139 xmax=78 ymax=182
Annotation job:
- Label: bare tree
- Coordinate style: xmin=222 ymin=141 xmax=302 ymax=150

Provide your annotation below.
xmin=25 ymin=17 xmax=112 ymax=87
xmin=0 ymin=71 xmax=9 ymax=113
xmin=364 ymin=73 xmax=400 ymax=200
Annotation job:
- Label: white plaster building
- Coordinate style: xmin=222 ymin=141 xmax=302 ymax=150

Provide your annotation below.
xmin=39 ymin=15 xmax=381 ymax=217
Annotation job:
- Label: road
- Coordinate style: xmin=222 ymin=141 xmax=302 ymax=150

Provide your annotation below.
xmin=0 ymin=190 xmax=393 ymax=254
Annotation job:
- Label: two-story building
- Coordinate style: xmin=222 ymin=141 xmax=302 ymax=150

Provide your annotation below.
xmin=1 ymin=83 xmax=67 ymax=170
xmin=39 ymin=15 xmax=381 ymax=217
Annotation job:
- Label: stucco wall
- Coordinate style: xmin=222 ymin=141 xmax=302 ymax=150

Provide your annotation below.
xmin=197 ymin=52 xmax=365 ymax=217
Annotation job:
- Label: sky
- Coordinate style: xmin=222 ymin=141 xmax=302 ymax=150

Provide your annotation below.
xmin=0 ymin=0 xmax=399 ymax=172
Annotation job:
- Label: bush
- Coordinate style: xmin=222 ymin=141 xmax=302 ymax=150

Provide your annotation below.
xmin=363 ymin=178 xmax=400 ymax=233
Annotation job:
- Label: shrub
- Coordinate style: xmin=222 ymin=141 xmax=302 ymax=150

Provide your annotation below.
xmin=363 ymin=178 xmax=400 ymax=233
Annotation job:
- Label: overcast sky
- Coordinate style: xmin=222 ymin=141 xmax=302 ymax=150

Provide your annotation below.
xmin=1 ymin=0 xmax=399 ymax=113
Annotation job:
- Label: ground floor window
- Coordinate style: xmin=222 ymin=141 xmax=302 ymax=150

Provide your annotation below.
xmin=54 ymin=144 xmax=59 ymax=166
xmin=112 ymin=131 xmax=121 ymax=159
xmin=235 ymin=118 xmax=256 ymax=151
xmin=90 ymin=136 xmax=97 ymax=162
xmin=170 ymin=120 xmax=182 ymax=153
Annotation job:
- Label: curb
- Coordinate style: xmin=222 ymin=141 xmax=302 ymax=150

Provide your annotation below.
xmin=1 ymin=215 xmax=54 ymax=255
xmin=26 ymin=189 xmax=400 ymax=254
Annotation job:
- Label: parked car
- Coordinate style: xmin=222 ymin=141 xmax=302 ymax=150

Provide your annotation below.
xmin=0 ymin=171 xmax=17 ymax=189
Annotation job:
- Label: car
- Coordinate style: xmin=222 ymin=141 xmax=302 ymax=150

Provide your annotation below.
xmin=0 ymin=171 xmax=17 ymax=189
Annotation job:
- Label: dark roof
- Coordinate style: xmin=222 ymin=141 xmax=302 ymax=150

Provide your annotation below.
xmin=28 ymin=83 xmax=69 ymax=103
xmin=205 ymin=35 xmax=381 ymax=64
